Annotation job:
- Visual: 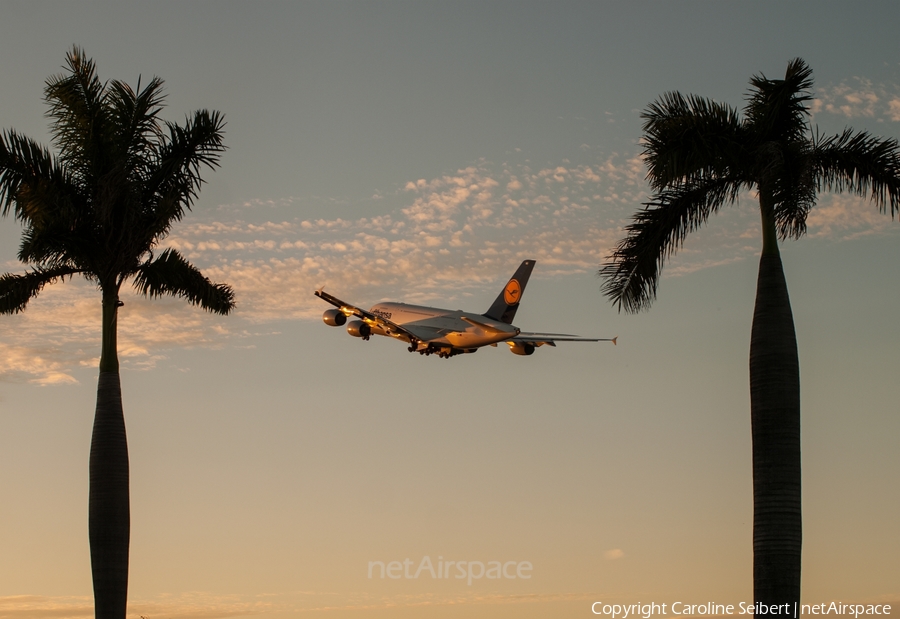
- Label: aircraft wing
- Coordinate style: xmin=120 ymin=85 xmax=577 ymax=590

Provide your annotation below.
xmin=510 ymin=332 xmax=617 ymax=347
xmin=314 ymin=289 xmax=425 ymax=343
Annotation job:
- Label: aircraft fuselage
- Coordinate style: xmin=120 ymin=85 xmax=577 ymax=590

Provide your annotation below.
xmin=369 ymin=302 xmax=519 ymax=349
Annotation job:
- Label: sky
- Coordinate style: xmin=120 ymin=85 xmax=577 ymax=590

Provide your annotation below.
xmin=1 ymin=2 xmax=899 ymax=618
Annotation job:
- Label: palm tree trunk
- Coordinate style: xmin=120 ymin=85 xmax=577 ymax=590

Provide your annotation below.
xmin=89 ymin=291 xmax=129 ymax=619
xmin=749 ymin=240 xmax=801 ymax=608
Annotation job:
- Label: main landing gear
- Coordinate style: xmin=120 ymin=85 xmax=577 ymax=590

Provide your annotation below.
xmin=417 ymin=346 xmax=459 ymax=358
xmin=405 ymin=340 xmax=468 ymax=358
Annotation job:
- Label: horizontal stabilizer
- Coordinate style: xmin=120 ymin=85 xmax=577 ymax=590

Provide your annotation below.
xmin=511 ymin=332 xmax=617 ymax=345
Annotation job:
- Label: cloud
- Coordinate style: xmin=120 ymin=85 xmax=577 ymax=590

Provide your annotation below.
xmin=889 ymin=98 xmax=900 ymax=122
xmin=163 ymin=157 xmax=649 ymax=322
xmin=0 ymin=590 xmax=605 ymax=618
xmin=3 ymin=593 xmax=898 ymax=618
xmin=0 ymin=593 xmax=272 ymax=619
xmin=805 ymin=194 xmax=897 ymax=239
xmin=4 ymin=151 xmax=896 ymax=384
xmin=296 ymin=590 xmax=596 ymax=612
xmin=813 ymin=78 xmax=900 ymax=122
xmin=0 ymin=280 xmax=240 ymax=385
xmin=0 ymin=595 xmax=94 ymax=619
xmin=604 ymin=548 xmax=625 ymax=560
xmin=1 ymin=155 xmax=645 ymax=383
xmin=0 ymin=342 xmax=80 ymax=386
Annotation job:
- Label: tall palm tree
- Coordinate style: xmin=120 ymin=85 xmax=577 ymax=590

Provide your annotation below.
xmin=0 ymin=48 xmax=234 ymax=619
xmin=601 ymin=59 xmax=900 ymax=606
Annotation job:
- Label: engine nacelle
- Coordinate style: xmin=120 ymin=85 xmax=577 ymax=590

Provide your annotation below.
xmin=346 ymin=320 xmax=372 ymax=338
xmin=322 ymin=309 xmax=347 ymax=327
xmin=508 ymin=342 xmax=535 ymax=356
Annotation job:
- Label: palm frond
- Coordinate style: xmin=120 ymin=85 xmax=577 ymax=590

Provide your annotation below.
xmin=17 ymin=222 xmax=96 ymax=271
xmin=601 ymin=177 xmax=744 ymax=312
xmin=0 ymin=130 xmax=70 ymax=222
xmin=132 ymin=248 xmax=234 ymax=314
xmin=106 ymin=75 xmax=166 ymax=174
xmin=814 ymin=128 xmax=900 ymax=217
xmin=0 ymin=266 xmax=81 ymax=314
xmin=745 ymin=58 xmax=814 ymax=144
xmin=769 ymin=141 xmax=817 ymax=240
xmin=44 ymin=46 xmax=109 ymax=186
xmin=139 ymin=110 xmax=226 ymax=244
xmin=0 ymin=130 xmax=97 ymax=267
xmin=642 ymin=91 xmax=746 ymax=190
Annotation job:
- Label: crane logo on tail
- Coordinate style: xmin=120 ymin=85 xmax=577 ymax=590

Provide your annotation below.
xmin=504 ymin=279 xmax=522 ymax=305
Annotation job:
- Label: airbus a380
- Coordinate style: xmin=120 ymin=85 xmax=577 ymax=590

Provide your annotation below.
xmin=315 ymin=260 xmax=616 ymax=358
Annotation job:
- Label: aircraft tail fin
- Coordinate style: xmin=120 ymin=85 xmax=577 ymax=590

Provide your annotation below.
xmin=483 ymin=259 xmax=535 ymax=324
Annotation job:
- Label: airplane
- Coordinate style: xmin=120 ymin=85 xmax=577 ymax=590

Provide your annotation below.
xmin=314 ymin=259 xmax=616 ymax=358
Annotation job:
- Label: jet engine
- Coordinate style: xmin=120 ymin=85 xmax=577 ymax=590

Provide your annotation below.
xmin=322 ymin=309 xmax=347 ymax=327
xmin=346 ymin=320 xmax=372 ymax=338
xmin=508 ymin=342 xmax=535 ymax=356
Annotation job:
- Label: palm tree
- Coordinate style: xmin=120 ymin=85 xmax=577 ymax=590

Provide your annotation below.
xmin=0 ymin=48 xmax=234 ymax=619
xmin=601 ymin=59 xmax=900 ymax=606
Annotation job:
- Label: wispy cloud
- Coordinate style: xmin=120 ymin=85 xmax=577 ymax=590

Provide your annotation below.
xmin=292 ymin=590 xmax=596 ymax=613
xmin=0 ymin=590 xmax=603 ymax=618
xmin=0 ymin=281 xmax=243 ymax=385
xmin=3 ymin=152 xmax=897 ymax=384
xmin=0 ymin=593 xmax=272 ymax=619
xmin=165 ymin=157 xmax=647 ymax=321
xmin=1 ymin=155 xmax=645 ymax=383
xmin=805 ymin=194 xmax=898 ymax=239
xmin=812 ymin=77 xmax=900 ymax=122
xmin=3 ymin=593 xmax=898 ymax=618
xmin=0 ymin=595 xmax=93 ymax=619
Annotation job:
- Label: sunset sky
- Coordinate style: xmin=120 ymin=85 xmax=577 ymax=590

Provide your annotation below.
xmin=1 ymin=3 xmax=898 ymax=618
